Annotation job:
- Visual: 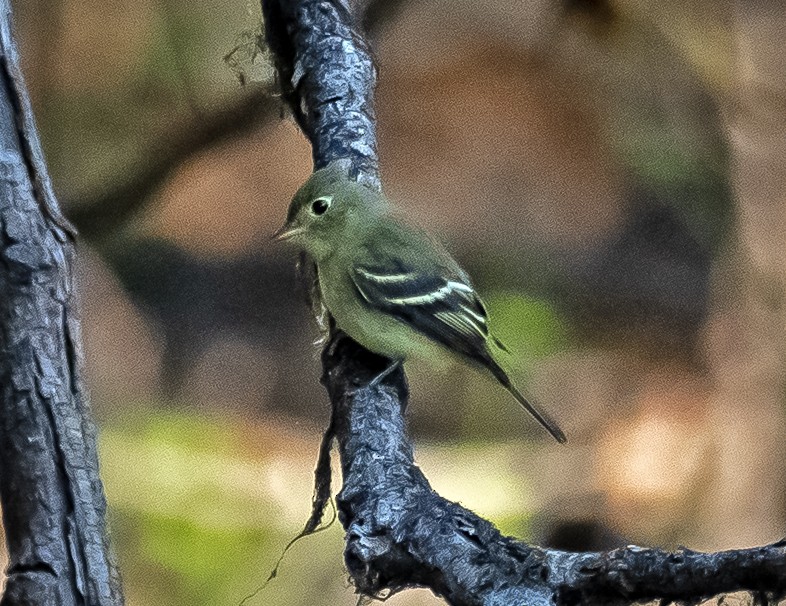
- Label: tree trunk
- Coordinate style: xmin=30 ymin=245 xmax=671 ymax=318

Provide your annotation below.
xmin=0 ymin=2 xmax=123 ymax=603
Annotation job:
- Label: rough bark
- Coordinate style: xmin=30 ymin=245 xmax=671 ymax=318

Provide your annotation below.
xmin=323 ymin=335 xmax=786 ymax=605
xmin=262 ymin=0 xmax=379 ymax=189
xmin=261 ymin=0 xmax=786 ymax=604
xmin=0 ymin=2 xmax=123 ymax=604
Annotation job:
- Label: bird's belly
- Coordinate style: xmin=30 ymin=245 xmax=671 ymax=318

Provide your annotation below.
xmin=320 ymin=272 xmax=436 ymax=361
xmin=335 ymin=299 xmax=432 ymax=360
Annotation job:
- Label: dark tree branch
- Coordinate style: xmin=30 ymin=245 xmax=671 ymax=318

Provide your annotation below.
xmin=324 ymin=335 xmax=786 ymax=605
xmin=0 ymin=2 xmax=123 ymax=604
xmin=260 ymin=0 xmax=786 ymax=605
xmin=262 ymin=0 xmax=379 ymax=188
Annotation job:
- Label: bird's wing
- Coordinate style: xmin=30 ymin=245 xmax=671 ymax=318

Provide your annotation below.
xmin=350 ymin=223 xmax=566 ymax=444
xmin=351 ymin=257 xmax=494 ymax=362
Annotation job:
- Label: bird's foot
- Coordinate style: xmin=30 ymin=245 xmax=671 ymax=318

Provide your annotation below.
xmin=346 ymin=360 xmax=402 ymax=396
xmin=367 ymin=359 xmax=402 ymax=389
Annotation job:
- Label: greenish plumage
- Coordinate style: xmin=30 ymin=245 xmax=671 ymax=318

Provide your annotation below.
xmin=274 ymin=166 xmax=566 ymax=443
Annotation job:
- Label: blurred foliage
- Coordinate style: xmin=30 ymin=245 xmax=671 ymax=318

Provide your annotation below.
xmin=103 ymin=410 xmax=350 ymax=604
xmin=486 ymin=293 xmax=567 ymax=361
xmin=610 ymin=98 xmax=732 ymax=253
xmin=101 ymin=410 xmax=536 ymax=605
xmin=28 ymin=0 xmax=269 ymax=200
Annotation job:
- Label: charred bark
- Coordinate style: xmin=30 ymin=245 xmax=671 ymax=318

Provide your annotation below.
xmin=0 ymin=2 xmax=122 ymax=604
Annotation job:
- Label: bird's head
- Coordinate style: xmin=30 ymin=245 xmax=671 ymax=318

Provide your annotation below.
xmin=273 ymin=165 xmax=387 ymax=260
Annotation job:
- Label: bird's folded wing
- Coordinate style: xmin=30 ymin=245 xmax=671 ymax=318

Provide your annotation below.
xmin=351 ymin=263 xmax=492 ymax=360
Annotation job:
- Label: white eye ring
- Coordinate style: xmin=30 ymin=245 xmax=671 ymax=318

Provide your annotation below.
xmin=310 ymin=196 xmax=333 ymax=216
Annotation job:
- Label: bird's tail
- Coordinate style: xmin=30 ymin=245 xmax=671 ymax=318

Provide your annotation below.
xmin=486 ymin=359 xmax=567 ymax=444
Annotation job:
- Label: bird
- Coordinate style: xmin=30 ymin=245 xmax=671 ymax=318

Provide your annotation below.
xmin=273 ymin=165 xmax=566 ymax=443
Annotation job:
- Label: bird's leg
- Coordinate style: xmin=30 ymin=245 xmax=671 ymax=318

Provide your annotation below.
xmin=367 ymin=359 xmax=402 ymax=389
xmin=345 ymin=360 xmax=402 ymax=396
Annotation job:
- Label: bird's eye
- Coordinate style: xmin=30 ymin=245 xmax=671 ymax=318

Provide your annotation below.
xmin=311 ymin=197 xmax=332 ymax=216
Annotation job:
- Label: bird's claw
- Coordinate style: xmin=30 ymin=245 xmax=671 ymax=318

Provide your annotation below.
xmin=345 ymin=360 xmax=402 ymax=396
xmin=367 ymin=359 xmax=402 ymax=389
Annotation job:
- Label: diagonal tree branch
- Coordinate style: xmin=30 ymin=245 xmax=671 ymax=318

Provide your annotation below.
xmin=324 ymin=335 xmax=786 ymax=605
xmin=67 ymin=87 xmax=278 ymax=242
xmin=0 ymin=1 xmax=123 ymax=604
xmin=260 ymin=0 xmax=786 ymax=605
xmin=65 ymin=0 xmax=400 ymax=243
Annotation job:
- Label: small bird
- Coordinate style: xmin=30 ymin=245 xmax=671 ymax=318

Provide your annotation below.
xmin=273 ymin=166 xmax=566 ymax=443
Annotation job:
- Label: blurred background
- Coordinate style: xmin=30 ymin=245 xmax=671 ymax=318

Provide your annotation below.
xmin=9 ymin=0 xmax=786 ymax=603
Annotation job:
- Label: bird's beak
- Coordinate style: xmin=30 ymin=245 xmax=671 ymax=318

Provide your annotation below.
xmin=271 ymin=224 xmax=304 ymax=241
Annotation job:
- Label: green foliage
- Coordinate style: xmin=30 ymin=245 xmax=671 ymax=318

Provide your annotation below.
xmin=486 ymin=293 xmax=567 ymax=362
xmin=101 ymin=411 xmax=341 ymax=605
xmin=100 ymin=410 xmax=535 ymax=605
xmin=136 ymin=513 xmax=268 ymax=601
